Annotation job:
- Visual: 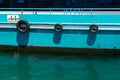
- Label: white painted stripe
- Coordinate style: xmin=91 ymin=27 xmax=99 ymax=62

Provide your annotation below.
xmin=1 ymin=22 xmax=120 ymax=25
xmin=26 ymin=22 xmax=120 ymax=25
xmin=0 ymin=11 xmax=120 ymax=15
xmin=0 ymin=23 xmax=119 ymax=31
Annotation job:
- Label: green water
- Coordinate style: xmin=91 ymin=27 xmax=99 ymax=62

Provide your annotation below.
xmin=0 ymin=52 xmax=120 ymax=80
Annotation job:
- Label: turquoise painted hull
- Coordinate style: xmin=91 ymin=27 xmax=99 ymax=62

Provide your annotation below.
xmin=0 ymin=8 xmax=120 ymax=50
xmin=1 ymin=29 xmax=120 ymax=49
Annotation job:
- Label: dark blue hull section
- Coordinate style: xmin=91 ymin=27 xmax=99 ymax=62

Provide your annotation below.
xmin=0 ymin=0 xmax=120 ymax=8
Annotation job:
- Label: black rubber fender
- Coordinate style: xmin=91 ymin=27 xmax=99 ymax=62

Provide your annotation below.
xmin=54 ymin=24 xmax=63 ymax=32
xmin=89 ymin=24 xmax=98 ymax=33
xmin=16 ymin=20 xmax=30 ymax=32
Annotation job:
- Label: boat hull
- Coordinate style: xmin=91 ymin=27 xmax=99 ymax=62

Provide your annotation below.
xmin=0 ymin=8 xmax=120 ymax=52
xmin=1 ymin=28 xmax=120 ymax=50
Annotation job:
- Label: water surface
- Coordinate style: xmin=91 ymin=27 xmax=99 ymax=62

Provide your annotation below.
xmin=0 ymin=52 xmax=120 ymax=80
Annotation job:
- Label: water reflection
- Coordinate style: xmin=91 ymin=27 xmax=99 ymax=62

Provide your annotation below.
xmin=86 ymin=63 xmax=99 ymax=80
xmin=16 ymin=53 xmax=30 ymax=80
xmin=0 ymin=52 xmax=120 ymax=80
